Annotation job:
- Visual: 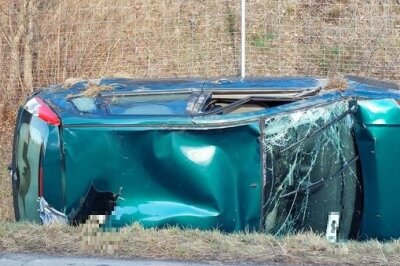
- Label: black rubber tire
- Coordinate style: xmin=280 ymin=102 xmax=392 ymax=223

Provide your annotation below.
xmin=11 ymin=169 xmax=20 ymax=221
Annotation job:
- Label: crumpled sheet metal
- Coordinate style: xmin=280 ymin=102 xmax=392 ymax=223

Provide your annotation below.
xmin=62 ymin=124 xmax=263 ymax=231
xmin=263 ymin=100 xmax=359 ymax=236
xmin=38 ymin=197 xmax=68 ymax=224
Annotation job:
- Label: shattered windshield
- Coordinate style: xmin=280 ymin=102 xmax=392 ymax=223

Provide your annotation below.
xmin=263 ymin=101 xmax=359 ymax=236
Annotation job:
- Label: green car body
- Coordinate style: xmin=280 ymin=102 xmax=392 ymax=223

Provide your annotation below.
xmin=10 ymin=76 xmax=400 ymax=240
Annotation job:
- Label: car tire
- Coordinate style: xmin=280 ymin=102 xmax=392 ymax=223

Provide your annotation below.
xmin=11 ymin=169 xmax=20 ymax=221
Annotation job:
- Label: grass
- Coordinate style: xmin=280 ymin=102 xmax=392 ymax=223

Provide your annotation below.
xmin=0 ymin=221 xmax=400 ymax=264
xmin=0 ymin=113 xmax=15 ymax=222
xmin=0 ymin=167 xmax=13 ymax=222
xmin=82 ymin=81 xmax=113 ymax=97
xmin=250 ymin=33 xmax=278 ymax=50
xmin=324 ymin=76 xmax=349 ymax=91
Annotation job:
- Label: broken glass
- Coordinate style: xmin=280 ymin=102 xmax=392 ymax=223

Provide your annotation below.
xmin=263 ymin=100 xmax=360 ymax=237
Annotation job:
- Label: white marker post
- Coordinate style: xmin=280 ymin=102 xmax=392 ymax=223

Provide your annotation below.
xmin=326 ymin=212 xmax=340 ymax=243
xmin=241 ymin=0 xmax=246 ymax=79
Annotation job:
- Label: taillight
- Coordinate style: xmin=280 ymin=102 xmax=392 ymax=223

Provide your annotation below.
xmin=24 ymin=97 xmax=60 ymax=126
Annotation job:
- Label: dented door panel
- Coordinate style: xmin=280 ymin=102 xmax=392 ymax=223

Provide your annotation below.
xmin=62 ymin=123 xmax=262 ymax=231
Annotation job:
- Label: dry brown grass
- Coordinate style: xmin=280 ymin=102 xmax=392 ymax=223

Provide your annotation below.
xmin=0 ymin=221 xmax=400 ymax=265
xmin=324 ymin=76 xmax=349 ymax=91
xmin=82 ymin=81 xmax=112 ymax=97
xmin=0 ymin=0 xmax=399 ymax=102
xmin=0 ymin=106 xmax=17 ymax=222
xmin=63 ymin=77 xmax=86 ymax=88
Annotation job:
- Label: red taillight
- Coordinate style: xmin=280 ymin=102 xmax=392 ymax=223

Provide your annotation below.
xmin=24 ymin=97 xmax=60 ymax=126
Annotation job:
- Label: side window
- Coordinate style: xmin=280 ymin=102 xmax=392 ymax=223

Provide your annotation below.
xmin=71 ymin=97 xmax=97 ymax=113
xmin=104 ymin=93 xmax=192 ymax=115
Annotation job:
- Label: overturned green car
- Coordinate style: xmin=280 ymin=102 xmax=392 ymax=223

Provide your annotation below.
xmin=10 ymin=76 xmax=400 ymax=240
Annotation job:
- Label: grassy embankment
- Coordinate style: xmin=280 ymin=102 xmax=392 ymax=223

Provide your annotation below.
xmin=1 ymin=221 xmax=400 ymax=265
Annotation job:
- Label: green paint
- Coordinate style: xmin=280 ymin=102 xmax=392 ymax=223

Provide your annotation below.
xmin=355 ymin=99 xmax=400 ymax=239
xmin=61 ymin=123 xmax=262 ymax=231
